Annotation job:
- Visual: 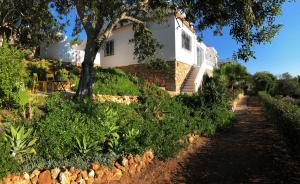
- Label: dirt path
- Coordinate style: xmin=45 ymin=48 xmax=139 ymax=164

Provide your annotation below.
xmin=116 ymin=96 xmax=300 ymax=184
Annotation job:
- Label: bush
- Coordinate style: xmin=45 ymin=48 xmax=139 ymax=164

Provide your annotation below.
xmin=35 ymin=93 xmax=146 ymax=161
xmin=0 ymin=137 xmax=18 ymax=180
xmin=252 ymin=72 xmax=276 ymax=94
xmin=214 ymin=62 xmax=249 ymax=95
xmin=56 ymin=68 xmax=69 ymax=81
xmin=259 ymin=91 xmax=300 ymax=151
xmin=0 ymin=40 xmax=28 ymax=107
xmin=136 ymin=86 xmax=192 ymax=159
xmin=274 ymin=78 xmax=300 ymax=98
xmin=93 ymin=68 xmax=141 ymax=96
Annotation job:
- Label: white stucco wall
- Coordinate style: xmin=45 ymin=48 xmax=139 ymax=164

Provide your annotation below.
xmin=174 ymin=17 xmax=197 ymax=66
xmin=101 ymin=16 xmax=176 ymax=68
xmin=100 ymin=26 xmax=135 ymax=68
xmin=40 ymin=37 xmax=101 ymax=65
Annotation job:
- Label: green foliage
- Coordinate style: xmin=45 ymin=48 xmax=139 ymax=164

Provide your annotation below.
xmin=0 ymin=139 xmax=18 ymax=180
xmin=274 ymin=73 xmax=300 ymax=98
xmin=214 ymin=62 xmax=249 ymax=96
xmin=0 ymin=39 xmax=27 ymax=107
xmin=0 ymin=0 xmax=62 ymax=48
xmin=75 ymin=135 xmax=100 ymax=155
xmin=93 ymin=68 xmax=141 ymax=96
xmin=252 ymin=72 xmax=276 ymax=94
xmin=2 ymin=125 xmax=38 ymax=161
xmin=136 ymin=86 xmax=192 ymax=159
xmin=28 ymin=61 xmax=50 ymax=81
xmin=36 ymin=99 xmax=106 ymax=160
xmin=36 ymin=93 xmax=144 ymax=161
xmin=259 ymin=91 xmax=300 ymax=152
xmin=57 ymin=68 xmax=69 ymax=81
xmin=130 ymin=23 xmax=163 ymax=63
xmin=189 ymin=0 xmax=287 ymax=61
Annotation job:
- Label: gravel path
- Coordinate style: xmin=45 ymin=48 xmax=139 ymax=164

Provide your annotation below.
xmin=113 ymin=96 xmax=300 ymax=184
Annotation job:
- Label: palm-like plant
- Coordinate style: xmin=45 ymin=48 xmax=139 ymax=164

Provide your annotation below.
xmin=3 ymin=125 xmax=38 ymax=161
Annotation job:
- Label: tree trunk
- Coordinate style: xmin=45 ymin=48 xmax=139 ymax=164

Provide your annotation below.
xmin=76 ymin=36 xmax=99 ymax=99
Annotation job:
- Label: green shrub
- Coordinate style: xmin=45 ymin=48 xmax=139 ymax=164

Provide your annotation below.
xmin=93 ymin=68 xmax=141 ymax=96
xmin=252 ymin=72 xmax=276 ymax=94
xmin=274 ymin=78 xmax=300 ymax=98
xmin=28 ymin=63 xmax=47 ymax=81
xmin=0 ymin=136 xmax=18 ymax=180
xmin=259 ymin=91 xmax=300 ymax=151
xmin=135 ymin=85 xmax=193 ymax=159
xmin=57 ymin=68 xmax=69 ymax=81
xmin=0 ymin=40 xmax=27 ymax=107
xmin=35 ymin=93 xmax=146 ymax=162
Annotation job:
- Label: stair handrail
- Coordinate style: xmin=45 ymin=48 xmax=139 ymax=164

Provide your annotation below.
xmin=194 ymin=62 xmax=207 ymax=92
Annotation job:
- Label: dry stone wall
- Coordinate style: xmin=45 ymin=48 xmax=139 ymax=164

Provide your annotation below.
xmin=118 ymin=61 xmax=192 ymax=93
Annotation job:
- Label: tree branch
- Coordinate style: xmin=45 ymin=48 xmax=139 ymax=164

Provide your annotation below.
xmin=122 ymin=15 xmax=144 ymax=24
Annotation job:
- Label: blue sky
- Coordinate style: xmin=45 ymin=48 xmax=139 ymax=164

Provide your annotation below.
xmin=63 ymin=1 xmax=300 ymax=76
xmin=201 ymin=1 xmax=300 ymax=76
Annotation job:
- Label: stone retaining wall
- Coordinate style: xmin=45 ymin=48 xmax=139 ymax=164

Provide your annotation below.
xmin=93 ymin=95 xmax=139 ymax=105
xmin=0 ymin=151 xmax=154 ymax=184
xmin=118 ymin=61 xmax=192 ymax=93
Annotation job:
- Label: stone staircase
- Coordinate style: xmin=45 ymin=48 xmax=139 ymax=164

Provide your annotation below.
xmin=181 ymin=66 xmax=201 ymax=94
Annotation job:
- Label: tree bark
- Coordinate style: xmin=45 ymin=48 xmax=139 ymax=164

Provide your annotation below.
xmin=76 ymin=36 xmax=99 ymax=99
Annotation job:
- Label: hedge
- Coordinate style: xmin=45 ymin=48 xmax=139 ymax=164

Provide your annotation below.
xmin=259 ymin=91 xmax=300 ymax=151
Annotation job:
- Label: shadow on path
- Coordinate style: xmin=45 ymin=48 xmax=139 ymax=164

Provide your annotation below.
xmin=171 ymin=96 xmax=300 ymax=184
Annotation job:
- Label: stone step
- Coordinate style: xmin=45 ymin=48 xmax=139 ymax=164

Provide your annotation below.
xmin=181 ymin=66 xmax=201 ymax=93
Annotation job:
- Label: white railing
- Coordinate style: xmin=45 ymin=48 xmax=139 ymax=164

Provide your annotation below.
xmin=194 ymin=62 xmax=207 ymax=92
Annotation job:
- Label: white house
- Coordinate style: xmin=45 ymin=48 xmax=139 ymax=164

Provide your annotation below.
xmin=40 ymin=13 xmax=218 ymax=94
xmin=40 ymin=35 xmax=101 ymax=65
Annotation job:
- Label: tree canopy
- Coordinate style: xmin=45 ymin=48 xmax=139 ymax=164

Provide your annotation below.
xmin=2 ymin=0 xmax=287 ymax=98
xmin=184 ymin=0 xmax=287 ymax=61
xmin=0 ymin=0 xmax=62 ymax=48
xmin=53 ymin=0 xmax=172 ymax=98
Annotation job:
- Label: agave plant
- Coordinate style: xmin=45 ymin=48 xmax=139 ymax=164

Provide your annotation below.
xmin=75 ymin=135 xmax=100 ymax=155
xmin=3 ymin=125 xmax=38 ymax=160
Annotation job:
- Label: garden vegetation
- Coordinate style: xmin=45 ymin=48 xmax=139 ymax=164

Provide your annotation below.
xmin=259 ymin=92 xmax=300 ymax=153
xmin=0 ymin=46 xmax=239 ymax=180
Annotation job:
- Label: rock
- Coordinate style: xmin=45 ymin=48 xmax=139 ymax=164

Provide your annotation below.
xmin=111 ymin=168 xmax=122 ymax=181
xmin=128 ymin=154 xmax=135 ymax=166
xmin=188 ymin=135 xmax=195 ymax=144
xmin=69 ymin=167 xmax=75 ymax=173
xmin=31 ymin=176 xmax=38 ymax=184
xmin=134 ymin=155 xmax=142 ymax=163
xmin=121 ymin=157 xmax=129 ymax=168
xmin=88 ymin=169 xmax=95 ymax=178
xmin=115 ymin=162 xmax=126 ymax=172
xmin=91 ymin=163 xmax=100 ymax=171
xmin=86 ymin=177 xmax=94 ymax=184
xmin=144 ymin=150 xmax=154 ymax=161
xmin=80 ymin=170 xmax=88 ymax=181
xmin=59 ymin=171 xmax=71 ymax=184
xmin=51 ymin=168 xmax=61 ymax=180
xmin=31 ymin=169 xmax=40 ymax=179
xmin=38 ymin=170 xmax=52 ymax=184
xmin=23 ymin=172 xmax=30 ymax=181
xmin=128 ymin=163 xmax=138 ymax=176
xmin=95 ymin=166 xmax=109 ymax=179
xmin=101 ymin=172 xmax=113 ymax=182
xmin=69 ymin=168 xmax=81 ymax=181
xmin=75 ymin=174 xmax=85 ymax=184
xmin=138 ymin=160 xmax=146 ymax=169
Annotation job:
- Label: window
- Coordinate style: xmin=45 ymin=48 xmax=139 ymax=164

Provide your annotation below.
xmin=182 ymin=31 xmax=191 ymax=51
xmin=104 ymin=40 xmax=114 ymax=57
xmin=197 ymin=47 xmax=203 ymax=66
